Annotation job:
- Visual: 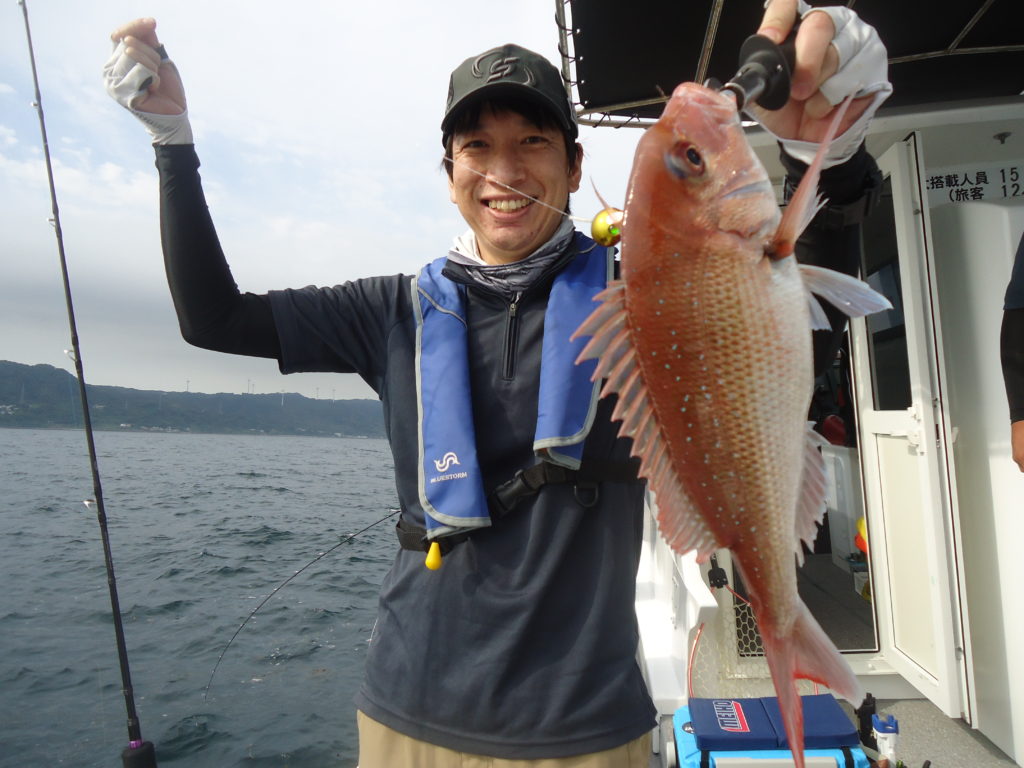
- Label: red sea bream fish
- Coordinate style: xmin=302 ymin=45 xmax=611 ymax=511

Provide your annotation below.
xmin=573 ymin=82 xmax=891 ymax=767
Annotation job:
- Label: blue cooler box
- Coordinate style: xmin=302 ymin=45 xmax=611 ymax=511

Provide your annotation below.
xmin=674 ymin=694 xmax=870 ymax=767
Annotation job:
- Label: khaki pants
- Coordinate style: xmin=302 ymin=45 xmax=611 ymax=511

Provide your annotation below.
xmin=357 ymin=711 xmax=653 ymax=768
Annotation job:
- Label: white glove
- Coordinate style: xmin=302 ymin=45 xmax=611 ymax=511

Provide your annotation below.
xmin=767 ymin=1 xmax=892 ymax=167
xmin=103 ymin=40 xmax=193 ymax=145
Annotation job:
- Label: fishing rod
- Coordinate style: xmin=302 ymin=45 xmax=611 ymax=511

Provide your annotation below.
xmin=203 ymin=507 xmax=401 ymax=700
xmin=18 ymin=2 xmax=157 ymax=766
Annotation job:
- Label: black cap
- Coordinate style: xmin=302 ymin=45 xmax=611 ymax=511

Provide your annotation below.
xmin=441 ymin=43 xmax=578 ymax=146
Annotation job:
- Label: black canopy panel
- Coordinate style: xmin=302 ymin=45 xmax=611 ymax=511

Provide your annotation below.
xmin=557 ymin=0 xmax=1024 ymax=127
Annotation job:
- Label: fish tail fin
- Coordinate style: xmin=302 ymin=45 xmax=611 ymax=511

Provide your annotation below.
xmin=763 ymin=635 xmax=806 ymax=768
xmin=790 ymin=600 xmax=864 ymax=704
xmin=763 ymin=601 xmax=865 ymax=768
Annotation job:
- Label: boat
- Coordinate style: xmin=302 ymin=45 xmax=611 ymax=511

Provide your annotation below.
xmin=555 ymin=1 xmax=1024 ymax=765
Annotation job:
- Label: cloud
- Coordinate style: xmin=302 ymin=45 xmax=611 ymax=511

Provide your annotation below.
xmin=0 ymin=0 xmax=639 ymax=399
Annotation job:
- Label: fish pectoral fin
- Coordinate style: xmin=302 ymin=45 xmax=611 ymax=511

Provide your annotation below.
xmin=806 ymin=293 xmax=832 ymax=331
xmin=795 ymin=424 xmax=829 ymax=566
xmin=799 ymin=263 xmax=893 ymax=319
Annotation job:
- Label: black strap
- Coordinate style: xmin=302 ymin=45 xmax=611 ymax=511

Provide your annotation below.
xmin=396 ymin=458 xmax=642 ymax=553
xmin=395 ymin=517 xmax=470 ymax=554
xmin=489 ymin=457 xmax=641 ymax=516
xmin=490 ymin=462 xmax=575 ymax=516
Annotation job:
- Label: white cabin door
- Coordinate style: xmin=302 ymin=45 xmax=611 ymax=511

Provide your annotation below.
xmin=847 ymin=134 xmax=970 ymax=718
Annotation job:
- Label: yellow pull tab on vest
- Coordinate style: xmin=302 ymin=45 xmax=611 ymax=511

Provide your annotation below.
xmin=425 ymin=541 xmax=442 ymax=570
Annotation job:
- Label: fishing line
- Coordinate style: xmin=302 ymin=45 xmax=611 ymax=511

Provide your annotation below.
xmin=443 ymin=154 xmax=595 ymax=226
xmin=18 ymin=1 xmax=158 ymax=765
xmin=203 ymin=149 xmax=609 ymax=699
xmin=205 ymin=142 xmax=614 ymax=699
xmin=443 ymin=155 xmax=626 ymax=247
xmin=203 ymin=507 xmax=401 ymax=700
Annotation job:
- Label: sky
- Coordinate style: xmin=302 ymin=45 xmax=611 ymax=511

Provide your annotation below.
xmin=0 ymin=0 xmax=642 ymax=400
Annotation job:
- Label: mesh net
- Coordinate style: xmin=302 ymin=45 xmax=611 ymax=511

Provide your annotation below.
xmin=687 ymin=587 xmax=822 ymax=700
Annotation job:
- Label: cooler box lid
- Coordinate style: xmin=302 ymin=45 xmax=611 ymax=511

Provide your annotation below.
xmin=688 ymin=698 xmax=778 ymax=750
xmin=687 ymin=694 xmax=859 ymax=750
xmin=763 ymin=694 xmax=860 ymax=749
xmin=675 ymin=700 xmax=871 ymax=768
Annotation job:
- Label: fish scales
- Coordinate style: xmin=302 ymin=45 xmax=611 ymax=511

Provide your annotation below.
xmin=630 ymin=220 xmax=811 ymax=633
xmin=574 ymin=82 xmax=891 ymax=768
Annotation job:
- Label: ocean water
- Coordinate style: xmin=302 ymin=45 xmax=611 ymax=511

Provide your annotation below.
xmin=0 ymin=428 xmax=398 ymax=768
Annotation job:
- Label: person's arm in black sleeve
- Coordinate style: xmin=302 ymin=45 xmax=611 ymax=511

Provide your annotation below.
xmin=1001 ymin=308 xmax=1024 ymax=461
xmin=783 ymin=143 xmax=882 ymax=376
xmin=156 ymin=144 xmax=281 ymax=359
xmin=158 ymin=142 xmax=400 ymax=391
xmin=1001 ymin=232 xmax=1024 ymax=471
xmin=1004 ymin=310 xmax=1024 ymax=426
xmin=105 ymin=20 xmax=280 ymax=360
xmin=1003 ymin=309 xmax=1024 ymax=473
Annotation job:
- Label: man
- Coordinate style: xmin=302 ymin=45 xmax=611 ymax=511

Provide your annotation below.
xmin=1002 ymin=233 xmax=1024 ymax=472
xmin=104 ymin=2 xmax=889 ymax=765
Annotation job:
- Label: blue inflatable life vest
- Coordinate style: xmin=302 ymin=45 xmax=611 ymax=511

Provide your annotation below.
xmin=412 ymin=233 xmax=613 ymax=537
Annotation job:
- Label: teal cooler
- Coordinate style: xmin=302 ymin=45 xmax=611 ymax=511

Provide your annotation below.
xmin=674 ymin=694 xmax=870 ymax=767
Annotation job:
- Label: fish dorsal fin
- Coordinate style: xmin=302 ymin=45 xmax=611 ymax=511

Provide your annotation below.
xmin=573 ymin=280 xmax=720 ymax=560
xmin=768 ymin=95 xmax=855 ymax=261
xmin=795 ymin=424 xmax=829 ymax=566
xmin=799 ymin=263 xmax=893 ymax=319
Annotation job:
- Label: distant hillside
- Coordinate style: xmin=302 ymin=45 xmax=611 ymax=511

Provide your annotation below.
xmin=0 ymin=361 xmax=384 ymax=438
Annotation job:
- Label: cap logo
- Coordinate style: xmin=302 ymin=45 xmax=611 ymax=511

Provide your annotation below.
xmin=472 ymin=50 xmax=536 ymax=86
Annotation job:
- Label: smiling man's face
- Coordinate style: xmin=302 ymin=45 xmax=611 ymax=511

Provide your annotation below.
xmin=448 ymin=106 xmax=582 ymax=265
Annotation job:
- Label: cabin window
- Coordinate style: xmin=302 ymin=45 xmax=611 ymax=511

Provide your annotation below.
xmin=861 ymin=177 xmax=912 ymax=411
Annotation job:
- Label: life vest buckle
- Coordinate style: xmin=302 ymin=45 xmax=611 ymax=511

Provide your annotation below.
xmin=490 ymin=467 xmax=547 ymax=516
xmin=574 ymin=481 xmax=600 ymax=508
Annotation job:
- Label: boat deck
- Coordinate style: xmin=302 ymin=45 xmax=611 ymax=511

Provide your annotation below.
xmin=854 ymin=698 xmax=1017 ymax=768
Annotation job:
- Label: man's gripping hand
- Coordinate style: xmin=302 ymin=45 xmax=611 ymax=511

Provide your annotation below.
xmin=749 ymin=0 xmax=892 ymax=168
xmin=104 ymin=18 xmax=193 ymax=145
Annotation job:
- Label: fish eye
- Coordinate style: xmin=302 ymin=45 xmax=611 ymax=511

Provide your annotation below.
xmin=665 ymin=142 xmax=705 ymax=180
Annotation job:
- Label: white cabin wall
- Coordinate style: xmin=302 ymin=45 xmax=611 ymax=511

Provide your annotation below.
xmin=747 ymin=101 xmax=1024 ymax=756
xmin=930 ymin=199 xmax=1024 ymax=762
